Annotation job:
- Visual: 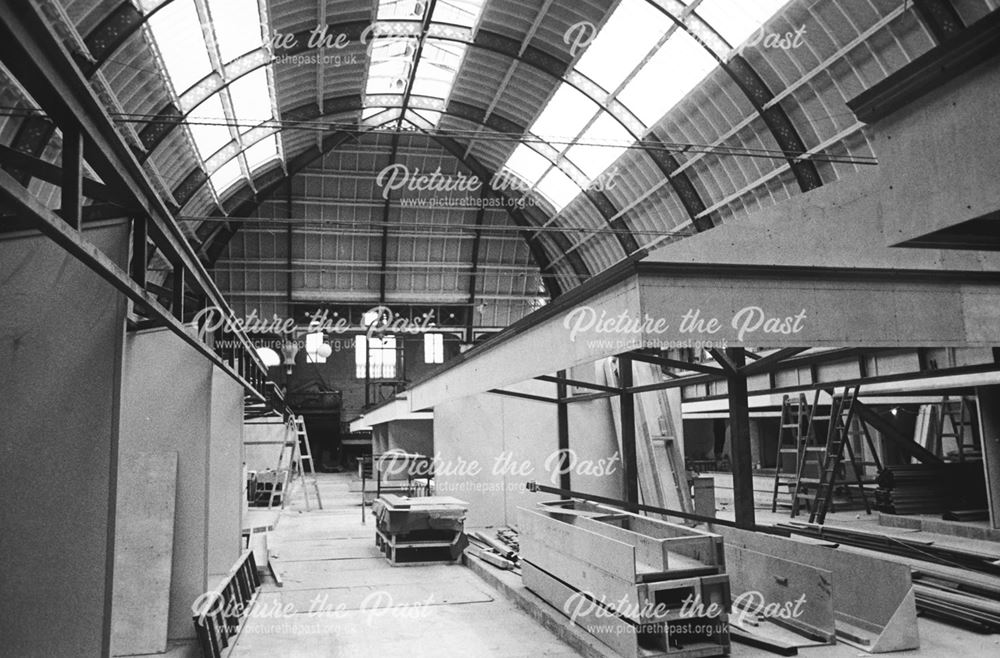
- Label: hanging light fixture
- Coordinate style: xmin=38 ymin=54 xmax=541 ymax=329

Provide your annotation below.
xmin=281 ymin=341 xmax=299 ymax=374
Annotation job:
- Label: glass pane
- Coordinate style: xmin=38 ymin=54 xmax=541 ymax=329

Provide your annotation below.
xmin=410 ymin=40 xmax=465 ymax=99
xmin=529 ymin=83 xmax=599 ymax=150
xmin=536 ymin=167 xmax=581 ymax=211
xmin=147 ymin=0 xmax=213 ymax=94
xmin=424 ymin=333 xmax=444 ymax=363
xmin=365 ymin=38 xmax=416 ymax=95
xmin=619 ymin=30 xmax=717 ymax=126
xmin=229 ymin=68 xmax=273 ymax=132
xmin=188 ymin=92 xmax=232 ymax=159
xmin=209 ymin=157 xmax=244 ymax=195
xmin=431 ymin=0 xmax=487 ymax=28
xmin=696 ymin=0 xmax=791 ymax=47
xmin=207 ymin=0 xmax=265 ymax=64
xmin=377 ymin=0 xmax=427 ymax=20
xmin=503 ymin=144 xmax=551 ymax=185
xmin=574 ymin=0 xmax=671 ymax=92
xmin=244 ymin=134 xmax=279 ymax=172
xmin=564 ymin=111 xmax=632 ymax=180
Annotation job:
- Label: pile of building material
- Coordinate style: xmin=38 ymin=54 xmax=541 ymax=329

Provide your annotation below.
xmin=466 ymin=530 xmax=518 ymax=570
xmin=875 ymin=463 xmax=985 ymax=515
xmin=372 ymin=494 xmax=468 ymax=564
xmin=519 ymin=500 xmax=731 ymax=657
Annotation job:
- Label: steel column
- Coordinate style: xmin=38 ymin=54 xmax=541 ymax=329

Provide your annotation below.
xmin=725 ymin=347 xmax=755 ymax=529
xmin=619 ymin=355 xmax=639 ymax=511
xmin=556 ymin=369 xmax=571 ymax=494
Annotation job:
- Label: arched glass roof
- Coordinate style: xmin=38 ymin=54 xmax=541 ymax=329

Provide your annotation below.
xmin=5 ymin=0 xmax=994 ymax=317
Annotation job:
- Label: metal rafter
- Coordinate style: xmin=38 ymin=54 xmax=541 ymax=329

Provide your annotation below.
xmin=912 ymin=0 xmax=966 ymax=42
xmin=197 ymin=119 xmax=584 ymax=298
xmin=0 ymin=0 xmax=267 ymax=392
xmin=191 ymin=96 xmax=597 ymax=285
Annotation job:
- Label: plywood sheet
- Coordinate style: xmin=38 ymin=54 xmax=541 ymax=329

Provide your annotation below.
xmin=111 ymin=452 xmax=178 ymax=656
xmin=121 ymin=328 xmax=213 ymax=640
xmin=0 ymin=222 xmax=129 ymax=657
xmin=208 ymin=366 xmax=245 ymax=575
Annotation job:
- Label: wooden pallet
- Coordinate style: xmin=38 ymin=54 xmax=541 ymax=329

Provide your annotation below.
xmin=375 ymin=527 xmax=467 ymax=565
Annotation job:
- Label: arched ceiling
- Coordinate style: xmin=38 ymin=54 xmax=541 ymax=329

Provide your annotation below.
xmin=3 ymin=0 xmax=997 ymax=327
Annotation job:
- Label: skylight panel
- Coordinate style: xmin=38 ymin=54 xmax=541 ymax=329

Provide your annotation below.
xmin=188 ymin=92 xmax=232 ymax=159
xmin=365 ymin=38 xmax=416 ymax=95
xmin=529 ymin=83 xmax=600 ymax=149
xmin=409 ymin=40 xmax=465 ymax=99
xmin=406 ymin=109 xmax=443 ymax=128
xmin=536 ymin=168 xmax=581 ymax=211
xmin=243 ymin=134 xmax=279 ymax=172
xmin=147 ymin=0 xmax=213 ymax=94
xmin=210 ymin=157 xmax=244 ymax=195
xmin=564 ymin=112 xmax=632 ymax=180
xmin=138 ymin=0 xmax=169 ymax=12
xmin=363 ymin=107 xmax=401 ymax=127
xmin=207 ymin=0 xmax=265 ymax=64
xmin=378 ymin=0 xmax=427 ymax=20
xmin=228 ymin=69 xmax=273 ymax=132
xmin=574 ymin=0 xmax=671 ymax=93
xmin=503 ymin=144 xmax=551 ymax=185
xmin=695 ymin=0 xmax=790 ymax=47
xmin=431 ymin=0 xmax=487 ymax=28
xmin=618 ymin=31 xmax=716 ymax=127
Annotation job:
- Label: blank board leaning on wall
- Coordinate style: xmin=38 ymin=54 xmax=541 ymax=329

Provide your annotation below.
xmin=0 ymin=220 xmax=130 ymax=658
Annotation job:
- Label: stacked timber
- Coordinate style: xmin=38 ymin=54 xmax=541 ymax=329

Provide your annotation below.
xmin=874 ymin=463 xmax=986 ymax=515
xmin=519 ymin=500 xmax=731 ymax=658
xmin=372 ymin=494 xmax=468 ymax=564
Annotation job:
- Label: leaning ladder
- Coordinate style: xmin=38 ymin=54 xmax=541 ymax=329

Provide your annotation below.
xmin=809 ymin=386 xmax=872 ymax=524
xmin=939 ymin=397 xmax=980 ymax=462
xmin=266 ymin=422 xmax=294 ymax=511
xmin=292 ymin=415 xmax=323 ymax=511
xmin=771 ymin=392 xmax=816 ymax=513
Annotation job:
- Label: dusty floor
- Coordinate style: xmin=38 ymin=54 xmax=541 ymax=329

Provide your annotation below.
xmin=228 ymin=473 xmax=999 ymax=657
xmin=229 ymin=473 xmax=578 ymax=657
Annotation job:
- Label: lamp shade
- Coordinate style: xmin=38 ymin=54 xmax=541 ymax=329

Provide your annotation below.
xmin=281 ymin=341 xmax=299 ymax=373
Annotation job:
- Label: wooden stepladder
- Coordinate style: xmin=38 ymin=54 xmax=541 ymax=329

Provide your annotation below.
xmin=939 ymin=397 xmax=980 ymax=462
xmin=292 ymin=415 xmax=323 ymax=511
xmin=267 ymin=415 xmax=323 ymax=511
xmin=807 ymin=386 xmax=874 ymax=524
xmin=771 ymin=391 xmax=821 ymax=513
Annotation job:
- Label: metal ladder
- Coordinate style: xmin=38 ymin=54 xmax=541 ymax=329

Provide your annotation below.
xmin=807 ymin=386 xmax=872 ymax=524
xmin=771 ymin=392 xmax=819 ymax=513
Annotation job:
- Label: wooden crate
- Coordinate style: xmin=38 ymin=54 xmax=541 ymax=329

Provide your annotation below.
xmin=372 ymin=494 xmax=469 ymax=565
xmin=375 ymin=527 xmax=468 ymax=565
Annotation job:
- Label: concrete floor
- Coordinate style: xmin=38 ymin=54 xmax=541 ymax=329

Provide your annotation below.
xmin=229 ymin=473 xmax=578 ymax=657
xmin=229 ymin=473 xmax=999 ymax=657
